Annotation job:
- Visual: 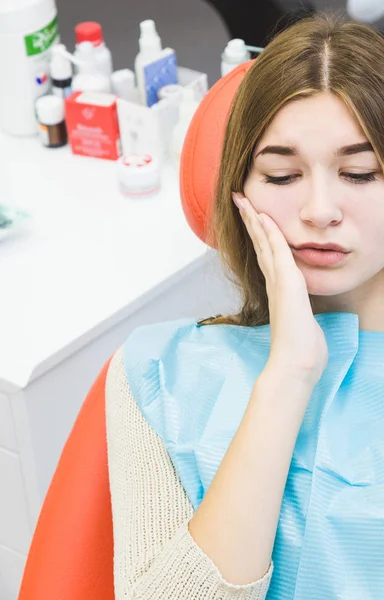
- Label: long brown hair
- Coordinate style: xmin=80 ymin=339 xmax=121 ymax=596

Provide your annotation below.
xmin=205 ymin=12 xmax=384 ymax=328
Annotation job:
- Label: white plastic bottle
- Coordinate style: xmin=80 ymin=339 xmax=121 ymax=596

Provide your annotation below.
xmin=111 ymin=69 xmax=140 ymax=103
xmin=221 ymin=39 xmax=251 ymax=77
xmin=0 ymin=0 xmax=59 ymax=136
xmin=134 ymin=20 xmax=162 ymax=105
xmin=50 ymin=44 xmax=73 ymax=98
xmin=170 ymin=87 xmax=199 ymax=170
xmin=72 ymin=42 xmax=111 ymax=93
xmin=74 ymin=21 xmax=113 ymax=79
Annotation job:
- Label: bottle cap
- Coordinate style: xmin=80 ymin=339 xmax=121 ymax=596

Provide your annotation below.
xmin=35 ymin=95 xmax=65 ymax=126
xmin=50 ymin=44 xmax=72 ymax=81
xmin=223 ymin=38 xmax=249 ymax=60
xmin=117 ymin=154 xmax=161 ymax=197
xmin=75 ymin=22 xmax=104 ymax=47
xmin=138 ymin=19 xmax=162 ymax=54
xmin=158 ymin=84 xmax=184 ymax=103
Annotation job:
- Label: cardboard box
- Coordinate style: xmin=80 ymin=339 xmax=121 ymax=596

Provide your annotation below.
xmin=65 ymin=91 xmax=121 ymax=160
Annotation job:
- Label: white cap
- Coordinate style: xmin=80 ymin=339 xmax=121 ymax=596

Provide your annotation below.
xmin=117 ymin=154 xmax=161 ymax=197
xmin=158 ymin=84 xmax=184 ymax=103
xmin=138 ymin=19 xmax=162 ymax=54
xmin=35 ymin=95 xmax=65 ymax=125
xmin=223 ymin=39 xmax=249 ymax=60
xmin=50 ymin=44 xmax=72 ymax=81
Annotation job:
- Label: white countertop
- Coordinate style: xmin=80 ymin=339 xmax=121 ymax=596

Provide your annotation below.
xmin=0 ymin=132 xmax=207 ymax=392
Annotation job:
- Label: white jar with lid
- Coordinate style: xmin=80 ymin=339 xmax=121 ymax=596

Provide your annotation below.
xmin=0 ymin=0 xmax=59 ymax=136
xmin=117 ymin=154 xmax=161 ymax=198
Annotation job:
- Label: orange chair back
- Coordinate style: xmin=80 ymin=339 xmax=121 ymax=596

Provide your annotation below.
xmin=18 ymin=359 xmax=114 ymax=600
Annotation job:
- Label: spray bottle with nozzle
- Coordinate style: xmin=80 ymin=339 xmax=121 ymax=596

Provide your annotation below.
xmin=53 ymin=42 xmax=111 ymax=93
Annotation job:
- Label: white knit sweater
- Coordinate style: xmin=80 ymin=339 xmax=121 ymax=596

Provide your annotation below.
xmin=105 ymin=346 xmax=273 ymax=599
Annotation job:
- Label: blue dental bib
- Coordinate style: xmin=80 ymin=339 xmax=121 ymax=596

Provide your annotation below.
xmin=124 ymin=312 xmax=384 ymax=599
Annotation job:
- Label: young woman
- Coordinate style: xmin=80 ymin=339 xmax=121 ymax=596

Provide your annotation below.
xmin=106 ymin=13 xmax=384 ymax=599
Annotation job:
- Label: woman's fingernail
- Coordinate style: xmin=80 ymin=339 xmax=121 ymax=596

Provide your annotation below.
xmin=232 ymin=193 xmax=245 ymax=211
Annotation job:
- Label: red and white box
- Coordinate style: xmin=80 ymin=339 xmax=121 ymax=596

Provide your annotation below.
xmin=65 ymin=91 xmax=121 ymax=160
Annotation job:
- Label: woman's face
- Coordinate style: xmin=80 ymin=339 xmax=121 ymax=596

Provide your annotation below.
xmin=243 ymin=92 xmax=384 ymax=302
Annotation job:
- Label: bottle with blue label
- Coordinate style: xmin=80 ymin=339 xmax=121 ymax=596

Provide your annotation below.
xmin=134 ymin=20 xmax=178 ymax=107
xmin=0 ymin=0 xmax=60 ymax=136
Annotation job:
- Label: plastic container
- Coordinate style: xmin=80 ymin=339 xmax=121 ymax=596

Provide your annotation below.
xmin=134 ymin=20 xmax=163 ymax=104
xmin=72 ymin=41 xmax=111 ymax=93
xmin=50 ymin=43 xmax=73 ymax=98
xmin=117 ymin=154 xmax=161 ymax=197
xmin=221 ymin=39 xmax=251 ymax=77
xmin=0 ymin=0 xmax=59 ymax=136
xmin=170 ymin=87 xmax=199 ymax=169
xmin=35 ymin=94 xmax=67 ymax=147
xmin=74 ymin=21 xmax=113 ymax=78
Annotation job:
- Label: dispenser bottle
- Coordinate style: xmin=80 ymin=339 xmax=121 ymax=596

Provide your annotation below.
xmin=50 ymin=44 xmax=73 ymax=98
xmin=134 ymin=20 xmax=162 ymax=104
xmin=221 ymin=39 xmax=251 ymax=77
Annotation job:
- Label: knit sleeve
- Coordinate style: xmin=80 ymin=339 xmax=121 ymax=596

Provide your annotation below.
xmin=105 ymin=346 xmax=273 ymax=600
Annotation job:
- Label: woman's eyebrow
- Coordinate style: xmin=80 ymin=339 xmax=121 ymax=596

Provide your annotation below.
xmin=254 ymin=141 xmax=374 ymax=159
xmin=255 ymin=145 xmax=298 ymax=158
xmin=336 ymin=142 xmax=374 ymax=156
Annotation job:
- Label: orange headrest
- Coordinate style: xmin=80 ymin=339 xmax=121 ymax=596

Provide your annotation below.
xmin=180 ymin=60 xmax=254 ymax=248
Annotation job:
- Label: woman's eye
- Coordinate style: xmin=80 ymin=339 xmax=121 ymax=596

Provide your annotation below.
xmin=262 ymin=174 xmax=299 ymax=186
xmin=262 ymin=172 xmax=378 ymax=186
xmin=342 ymin=172 xmax=377 ymax=184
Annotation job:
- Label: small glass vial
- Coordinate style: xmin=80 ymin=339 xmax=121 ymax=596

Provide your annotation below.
xmin=117 ymin=154 xmax=161 ymax=198
xmin=35 ymin=95 xmax=68 ymax=148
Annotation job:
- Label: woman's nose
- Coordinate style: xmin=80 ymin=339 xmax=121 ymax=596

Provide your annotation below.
xmin=299 ymin=183 xmax=342 ymax=228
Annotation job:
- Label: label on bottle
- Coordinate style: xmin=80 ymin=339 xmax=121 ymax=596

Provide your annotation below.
xmin=38 ymin=123 xmax=50 ymax=146
xmin=24 ymin=16 xmax=59 ymax=102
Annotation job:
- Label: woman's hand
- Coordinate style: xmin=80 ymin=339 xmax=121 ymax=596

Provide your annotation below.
xmin=232 ymin=192 xmax=328 ymax=387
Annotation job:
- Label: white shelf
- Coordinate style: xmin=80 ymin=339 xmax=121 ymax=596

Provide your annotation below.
xmin=0 ymin=132 xmax=207 ymax=391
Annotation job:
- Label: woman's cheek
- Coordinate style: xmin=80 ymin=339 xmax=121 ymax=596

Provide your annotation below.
xmin=246 ymin=183 xmax=294 ymax=226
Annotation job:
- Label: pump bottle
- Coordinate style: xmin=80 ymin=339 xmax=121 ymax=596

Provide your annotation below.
xmin=221 ymin=39 xmax=251 ymax=77
xmin=134 ymin=20 xmax=162 ymax=104
xmin=50 ymin=44 xmax=73 ymax=98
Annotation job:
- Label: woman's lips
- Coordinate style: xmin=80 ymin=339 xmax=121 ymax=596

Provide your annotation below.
xmin=291 ymin=247 xmax=350 ymax=266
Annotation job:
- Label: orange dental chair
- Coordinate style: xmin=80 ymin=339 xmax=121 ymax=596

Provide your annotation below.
xmin=18 ymin=61 xmax=253 ymax=600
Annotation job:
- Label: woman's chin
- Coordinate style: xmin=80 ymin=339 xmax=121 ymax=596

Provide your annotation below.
xmin=303 ymin=271 xmax=350 ymax=296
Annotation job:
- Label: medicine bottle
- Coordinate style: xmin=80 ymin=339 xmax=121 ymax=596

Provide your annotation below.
xmin=35 ymin=95 xmax=67 ymax=148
